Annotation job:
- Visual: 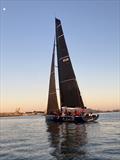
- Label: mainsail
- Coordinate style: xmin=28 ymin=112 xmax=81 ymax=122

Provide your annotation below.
xmin=55 ymin=18 xmax=84 ymax=109
xmin=47 ymin=41 xmax=59 ymax=114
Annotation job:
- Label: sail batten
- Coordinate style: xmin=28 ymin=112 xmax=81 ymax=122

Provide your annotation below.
xmin=59 ymin=55 xmax=69 ymax=61
xmin=58 ymin=34 xmax=64 ymax=39
xmin=55 ymin=18 xmax=84 ymax=108
xmin=60 ymin=78 xmax=75 ymax=83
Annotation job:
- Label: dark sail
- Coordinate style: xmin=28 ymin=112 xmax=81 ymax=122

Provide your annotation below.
xmin=47 ymin=41 xmax=59 ymax=114
xmin=55 ymin=18 xmax=84 ymax=108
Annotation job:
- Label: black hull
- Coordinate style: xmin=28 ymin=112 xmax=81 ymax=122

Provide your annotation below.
xmin=46 ymin=114 xmax=99 ymax=123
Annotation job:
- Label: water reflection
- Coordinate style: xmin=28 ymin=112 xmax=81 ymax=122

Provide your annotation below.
xmin=46 ymin=122 xmax=88 ymax=160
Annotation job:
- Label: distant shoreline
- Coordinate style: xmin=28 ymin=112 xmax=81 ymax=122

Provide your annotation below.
xmin=0 ymin=111 xmax=45 ymax=117
xmin=0 ymin=110 xmax=119 ymax=117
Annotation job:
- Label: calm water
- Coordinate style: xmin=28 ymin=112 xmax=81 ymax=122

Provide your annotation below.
xmin=0 ymin=112 xmax=120 ymax=160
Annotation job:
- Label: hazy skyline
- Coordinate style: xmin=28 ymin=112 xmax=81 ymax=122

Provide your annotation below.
xmin=0 ymin=0 xmax=119 ymax=112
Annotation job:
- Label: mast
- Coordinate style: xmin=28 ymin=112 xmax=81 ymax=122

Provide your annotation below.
xmin=55 ymin=18 xmax=84 ymax=109
xmin=47 ymin=40 xmax=59 ymax=114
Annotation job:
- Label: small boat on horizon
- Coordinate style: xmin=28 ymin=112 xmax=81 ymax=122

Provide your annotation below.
xmin=46 ymin=18 xmax=99 ymax=123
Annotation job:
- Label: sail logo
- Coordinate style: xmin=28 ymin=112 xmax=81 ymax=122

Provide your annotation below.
xmin=63 ymin=57 xmax=69 ymax=62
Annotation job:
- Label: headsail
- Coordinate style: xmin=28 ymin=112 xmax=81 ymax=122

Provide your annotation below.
xmin=55 ymin=18 xmax=84 ymax=109
xmin=47 ymin=41 xmax=59 ymax=114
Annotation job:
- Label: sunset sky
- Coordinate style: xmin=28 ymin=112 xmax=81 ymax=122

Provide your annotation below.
xmin=0 ymin=0 xmax=119 ymax=112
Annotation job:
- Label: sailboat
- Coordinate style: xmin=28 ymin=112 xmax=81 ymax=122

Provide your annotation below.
xmin=46 ymin=18 xmax=99 ymax=123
